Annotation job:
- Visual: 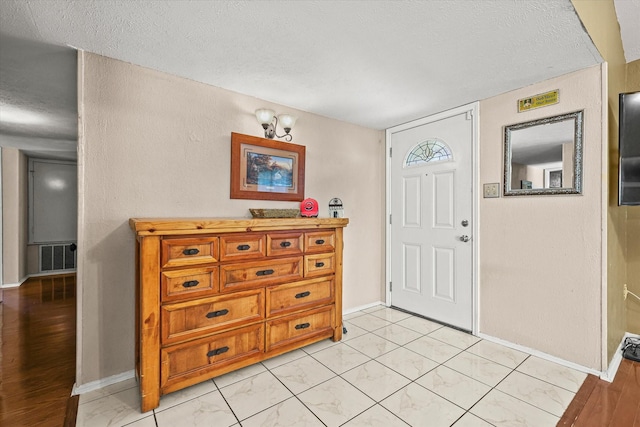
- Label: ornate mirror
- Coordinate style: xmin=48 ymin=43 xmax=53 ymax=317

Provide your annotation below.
xmin=503 ymin=110 xmax=584 ymax=196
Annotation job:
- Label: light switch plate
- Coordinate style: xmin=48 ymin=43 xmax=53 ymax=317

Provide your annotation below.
xmin=483 ymin=183 xmax=500 ymax=198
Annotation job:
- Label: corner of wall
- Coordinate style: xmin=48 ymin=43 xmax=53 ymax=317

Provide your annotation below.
xmin=624 ymin=59 xmax=640 ymax=335
xmin=573 ymin=0 xmax=631 ymax=369
xmin=1 ymin=148 xmax=29 ymax=285
xmin=75 ymin=48 xmax=86 ymax=386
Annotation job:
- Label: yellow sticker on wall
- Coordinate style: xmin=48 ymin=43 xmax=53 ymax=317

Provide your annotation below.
xmin=518 ymin=90 xmax=559 ymax=112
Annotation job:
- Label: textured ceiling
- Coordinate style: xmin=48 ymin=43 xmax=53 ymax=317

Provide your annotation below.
xmin=614 ymin=0 xmax=640 ymax=62
xmin=0 ymin=0 xmax=607 ymax=160
xmin=0 ymin=35 xmax=77 ymax=160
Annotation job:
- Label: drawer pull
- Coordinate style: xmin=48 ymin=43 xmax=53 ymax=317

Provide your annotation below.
xmin=207 ymin=346 xmax=229 ymax=357
xmin=256 ymin=269 xmax=274 ymax=276
xmin=295 ymin=323 xmax=311 ymax=330
xmin=182 ymin=280 xmax=200 ymax=288
xmin=315 ymin=262 xmax=325 ymax=268
xmin=182 ymin=248 xmax=200 ymax=256
xmin=280 ymin=241 xmax=292 ymax=248
xmin=206 ymin=309 xmax=229 ymax=318
xmin=237 ymin=244 xmax=251 ymax=251
xmin=295 ymin=291 xmax=311 ymax=299
xmin=315 ymin=239 xmax=325 ymax=245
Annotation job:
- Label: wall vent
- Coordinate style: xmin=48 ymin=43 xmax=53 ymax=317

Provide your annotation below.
xmin=40 ymin=243 xmax=76 ymax=272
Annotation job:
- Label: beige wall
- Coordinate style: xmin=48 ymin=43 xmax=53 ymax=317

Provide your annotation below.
xmin=479 ymin=65 xmax=604 ymax=370
xmin=573 ymin=0 xmax=630 ymax=363
xmin=628 ymin=207 xmax=640 ymax=334
xmin=625 ymin=59 xmax=640 ymax=334
xmin=27 ymin=244 xmax=39 ymax=275
xmin=1 ymin=147 xmax=28 ymax=286
xmin=77 ymin=52 xmax=385 ymax=385
xmin=627 ymin=59 xmax=640 ymax=89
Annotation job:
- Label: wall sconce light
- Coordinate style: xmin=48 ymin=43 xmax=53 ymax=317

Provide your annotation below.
xmin=255 ymin=109 xmax=297 ymax=142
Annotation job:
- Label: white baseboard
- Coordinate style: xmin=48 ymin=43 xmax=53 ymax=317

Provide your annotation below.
xmin=0 ymin=271 xmax=76 ymax=289
xmin=1 ymin=276 xmax=29 ymax=288
xmin=67 ymin=332 xmax=639 ymax=399
xmin=72 ymin=370 xmax=136 ymax=396
xmin=30 ymin=269 xmax=76 ymax=277
xmin=477 ymin=332 xmax=602 ymax=377
xmin=600 ymin=332 xmax=640 ymax=382
xmin=343 ymin=301 xmax=386 ymax=315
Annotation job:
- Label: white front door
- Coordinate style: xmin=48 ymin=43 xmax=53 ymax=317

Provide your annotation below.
xmin=388 ymin=105 xmax=475 ymax=331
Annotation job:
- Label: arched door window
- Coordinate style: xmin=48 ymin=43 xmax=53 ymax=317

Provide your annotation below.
xmin=404 ymin=138 xmax=453 ymax=167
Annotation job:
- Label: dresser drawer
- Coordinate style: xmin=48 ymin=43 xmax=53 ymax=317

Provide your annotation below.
xmin=304 ymin=253 xmax=335 ymax=277
xmin=266 ymin=306 xmax=334 ymax=352
xmin=161 ymin=323 xmax=264 ymax=390
xmin=220 ymin=257 xmax=303 ymax=292
xmin=161 ymin=236 xmax=219 ymax=269
xmin=305 ymin=231 xmax=336 ymax=253
xmin=161 ymin=267 xmax=219 ymax=302
xmin=266 ymin=231 xmax=304 ymax=257
xmin=266 ymin=278 xmax=334 ymax=318
xmin=161 ymin=289 xmax=264 ymax=345
xmin=220 ymin=233 xmax=266 ymax=261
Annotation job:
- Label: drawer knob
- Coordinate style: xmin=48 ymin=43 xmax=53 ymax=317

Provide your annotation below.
xmin=295 ymin=291 xmax=311 ymax=299
xmin=280 ymin=241 xmax=292 ymax=248
xmin=295 ymin=322 xmax=311 ymax=330
xmin=315 ymin=239 xmax=325 ymax=245
xmin=315 ymin=262 xmax=325 ymax=268
xmin=182 ymin=280 xmax=200 ymax=288
xmin=207 ymin=346 xmax=229 ymax=357
xmin=182 ymin=248 xmax=200 ymax=256
xmin=256 ymin=269 xmax=274 ymax=276
xmin=206 ymin=309 xmax=229 ymax=318
xmin=237 ymin=244 xmax=251 ymax=251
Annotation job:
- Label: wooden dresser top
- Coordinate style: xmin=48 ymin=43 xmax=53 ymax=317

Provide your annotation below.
xmin=129 ymin=217 xmax=349 ymax=236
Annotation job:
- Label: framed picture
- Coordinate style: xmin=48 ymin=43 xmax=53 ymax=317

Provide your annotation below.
xmin=230 ymin=132 xmax=305 ymax=201
xmin=545 ymin=167 xmax=563 ymax=188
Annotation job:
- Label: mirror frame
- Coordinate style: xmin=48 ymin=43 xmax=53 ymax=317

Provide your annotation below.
xmin=503 ymin=110 xmax=584 ymax=196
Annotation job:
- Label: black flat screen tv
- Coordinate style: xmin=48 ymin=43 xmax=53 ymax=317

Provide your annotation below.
xmin=619 ymin=91 xmax=640 ymax=205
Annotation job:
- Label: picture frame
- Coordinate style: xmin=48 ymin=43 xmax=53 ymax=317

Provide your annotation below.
xmin=230 ymin=132 xmax=306 ymax=201
xmin=544 ymin=167 xmax=563 ymax=188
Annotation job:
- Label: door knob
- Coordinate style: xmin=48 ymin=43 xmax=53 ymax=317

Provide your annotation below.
xmin=459 ymin=235 xmax=470 ymax=242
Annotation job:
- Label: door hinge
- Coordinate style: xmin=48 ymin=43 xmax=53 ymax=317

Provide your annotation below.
xmin=389 ymin=147 xmax=392 ymax=157
xmin=389 ymin=214 xmax=392 ymax=224
xmin=390 ymin=282 xmax=393 ymax=291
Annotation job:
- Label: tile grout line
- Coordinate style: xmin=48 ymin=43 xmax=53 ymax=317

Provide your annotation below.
xmin=330 ymin=321 xmax=487 ymax=425
xmin=212 ymin=377 xmax=243 ymax=426
xmin=340 ymin=314 xmax=498 ymax=425
xmin=345 ymin=310 xmax=572 ymax=425
xmin=84 ymin=307 xmax=579 ymax=427
xmin=248 ymin=365 xmax=329 ymax=427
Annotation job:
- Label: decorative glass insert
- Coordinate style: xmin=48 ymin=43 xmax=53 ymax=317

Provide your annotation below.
xmin=404 ymin=139 xmax=453 ymax=167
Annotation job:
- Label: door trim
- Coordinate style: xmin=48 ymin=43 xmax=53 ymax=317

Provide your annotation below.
xmin=385 ymin=102 xmax=480 ymax=335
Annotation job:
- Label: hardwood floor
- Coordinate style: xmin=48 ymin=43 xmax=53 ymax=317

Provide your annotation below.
xmin=0 ymin=274 xmax=76 ymax=427
xmin=558 ymin=358 xmax=640 ymax=426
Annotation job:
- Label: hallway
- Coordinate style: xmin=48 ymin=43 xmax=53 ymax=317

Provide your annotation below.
xmin=0 ymin=274 xmax=76 ymax=426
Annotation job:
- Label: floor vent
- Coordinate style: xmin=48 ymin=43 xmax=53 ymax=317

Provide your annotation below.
xmin=40 ymin=243 xmax=76 ymax=272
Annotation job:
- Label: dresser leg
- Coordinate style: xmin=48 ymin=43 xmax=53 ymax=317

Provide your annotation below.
xmin=140 ymin=391 xmax=159 ymax=414
xmin=332 ymin=325 xmax=343 ymax=341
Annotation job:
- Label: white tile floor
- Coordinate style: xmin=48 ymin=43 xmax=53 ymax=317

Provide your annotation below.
xmin=76 ymin=305 xmax=588 ymax=426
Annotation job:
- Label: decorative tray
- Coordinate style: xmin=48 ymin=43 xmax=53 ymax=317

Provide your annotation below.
xmin=249 ymin=208 xmax=300 ymax=218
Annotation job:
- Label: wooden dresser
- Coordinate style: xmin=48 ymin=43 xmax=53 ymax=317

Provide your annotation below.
xmin=129 ymin=217 xmax=348 ymax=412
